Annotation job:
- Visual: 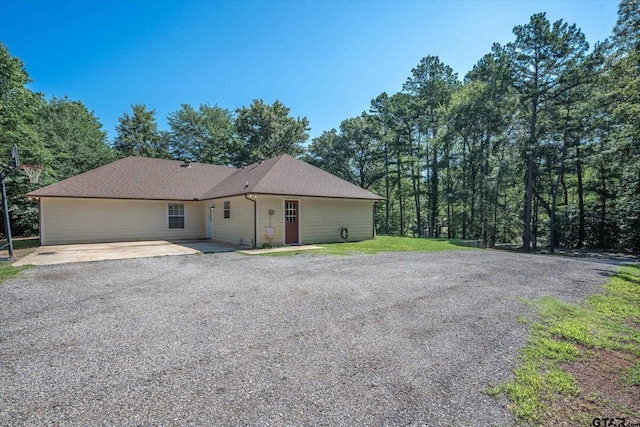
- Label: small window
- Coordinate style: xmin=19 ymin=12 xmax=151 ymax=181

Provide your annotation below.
xmin=168 ymin=203 xmax=185 ymax=229
xmin=224 ymin=201 xmax=230 ymax=219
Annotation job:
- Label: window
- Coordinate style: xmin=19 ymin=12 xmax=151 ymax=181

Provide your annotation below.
xmin=168 ymin=203 xmax=185 ymax=229
xmin=285 ymin=201 xmax=297 ymax=223
xmin=224 ymin=201 xmax=230 ymax=219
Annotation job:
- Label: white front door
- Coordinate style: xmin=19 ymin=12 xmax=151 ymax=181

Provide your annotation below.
xmin=206 ymin=204 xmax=214 ymax=238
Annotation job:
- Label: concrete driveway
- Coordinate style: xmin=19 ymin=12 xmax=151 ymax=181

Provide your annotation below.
xmin=1 ymin=250 xmax=618 ymax=426
xmin=12 ymin=240 xmax=247 ymax=266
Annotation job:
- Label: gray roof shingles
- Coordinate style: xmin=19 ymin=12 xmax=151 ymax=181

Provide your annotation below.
xmin=27 ymin=155 xmax=383 ymax=201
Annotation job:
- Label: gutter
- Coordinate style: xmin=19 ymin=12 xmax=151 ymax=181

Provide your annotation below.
xmin=244 ymin=193 xmax=257 ymax=248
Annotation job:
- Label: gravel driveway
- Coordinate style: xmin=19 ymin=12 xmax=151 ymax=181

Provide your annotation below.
xmin=1 ymin=250 xmax=618 ymax=426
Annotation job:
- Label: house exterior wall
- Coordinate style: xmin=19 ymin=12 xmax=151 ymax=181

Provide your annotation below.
xmin=38 ymin=195 xmax=376 ymax=247
xmin=209 ymin=195 xmax=255 ymax=246
xmin=39 ymin=197 xmax=206 ymax=245
xmin=253 ymin=195 xmax=375 ymax=246
xmin=255 ymin=195 xmax=285 ymax=246
xmin=299 ymin=198 xmax=375 ymax=244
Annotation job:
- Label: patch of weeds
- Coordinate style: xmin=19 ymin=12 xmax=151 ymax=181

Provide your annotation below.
xmin=492 ymin=265 xmax=640 ymax=425
xmin=0 ymin=264 xmax=30 ymax=283
xmin=494 ymin=326 xmax=579 ymax=422
xmin=624 ymin=363 xmax=640 ymax=385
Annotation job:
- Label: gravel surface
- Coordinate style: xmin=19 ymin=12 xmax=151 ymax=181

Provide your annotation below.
xmin=1 ymin=250 xmax=619 ymax=426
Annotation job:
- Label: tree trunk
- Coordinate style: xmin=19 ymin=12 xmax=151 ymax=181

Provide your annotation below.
xmin=385 ymin=141 xmax=390 ymax=234
xmin=462 ymin=135 xmax=469 ymax=240
xmin=532 ymin=194 xmax=539 ymax=250
xmin=410 ymin=133 xmax=422 ymax=236
xmin=549 ymin=140 xmax=568 ymax=253
xmin=431 ymin=145 xmax=439 ymax=238
xmin=397 ymin=138 xmax=404 ymax=236
xmin=445 ymin=140 xmax=452 ymax=239
xmin=576 ymin=145 xmax=585 ymax=248
xmin=523 ymin=80 xmax=539 ymax=252
xmin=480 ymin=133 xmax=490 ymax=247
xmin=599 ymin=160 xmax=607 ymax=249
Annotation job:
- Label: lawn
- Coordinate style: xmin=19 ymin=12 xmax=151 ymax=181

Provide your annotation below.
xmin=491 ymin=264 xmax=640 ymax=425
xmin=264 ymin=235 xmax=477 ymax=256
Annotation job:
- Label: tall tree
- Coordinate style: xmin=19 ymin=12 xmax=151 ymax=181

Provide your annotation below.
xmin=385 ymin=92 xmax=415 ymax=236
xmin=403 ymin=55 xmax=459 ymax=237
xmin=114 ymin=104 xmax=170 ymax=158
xmin=370 ymin=92 xmax=392 ymax=234
xmin=234 ymin=99 xmax=309 ymax=164
xmin=0 ymin=42 xmax=50 ymax=237
xmin=167 ymin=103 xmax=238 ymax=165
xmin=509 ymin=13 xmax=589 ymax=251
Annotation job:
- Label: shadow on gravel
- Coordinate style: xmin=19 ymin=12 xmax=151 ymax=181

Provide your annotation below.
xmin=492 ymin=245 xmax=639 ymax=267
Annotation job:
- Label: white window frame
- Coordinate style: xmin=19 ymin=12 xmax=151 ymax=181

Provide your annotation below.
xmin=168 ymin=203 xmax=186 ymax=229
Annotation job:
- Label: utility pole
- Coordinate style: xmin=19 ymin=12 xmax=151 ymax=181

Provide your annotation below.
xmin=1 ymin=145 xmax=20 ymax=260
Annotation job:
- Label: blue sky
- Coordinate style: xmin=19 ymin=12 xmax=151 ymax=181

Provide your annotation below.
xmin=0 ymin=0 xmax=620 ymax=141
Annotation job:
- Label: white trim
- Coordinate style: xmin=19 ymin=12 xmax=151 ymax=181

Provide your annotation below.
xmin=206 ymin=203 xmax=213 ymax=239
xmin=255 ymin=196 xmax=260 ymax=247
xmin=223 ymin=200 xmax=231 ymax=219
xmin=39 ymin=199 xmax=45 ymax=245
xmin=167 ymin=202 xmax=186 ymax=230
xmin=283 ymin=198 xmax=301 ymax=245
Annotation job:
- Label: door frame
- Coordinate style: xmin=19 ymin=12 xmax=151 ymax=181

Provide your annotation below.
xmin=206 ymin=203 xmax=214 ymax=239
xmin=283 ymin=199 xmax=301 ymax=245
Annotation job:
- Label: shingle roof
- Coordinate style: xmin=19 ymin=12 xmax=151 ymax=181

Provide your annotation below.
xmin=27 ymin=155 xmax=383 ymax=201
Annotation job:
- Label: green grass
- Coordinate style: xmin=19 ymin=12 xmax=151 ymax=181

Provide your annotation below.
xmin=492 ymin=265 xmax=640 ymax=424
xmin=11 ymin=238 xmax=40 ymax=250
xmin=0 ymin=264 xmax=30 ymax=282
xmin=263 ymin=235 xmax=477 ymax=256
xmin=624 ymin=363 xmax=640 ymax=385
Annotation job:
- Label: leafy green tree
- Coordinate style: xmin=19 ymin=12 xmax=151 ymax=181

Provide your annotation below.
xmin=36 ymin=97 xmax=115 ymax=180
xmin=167 ymin=103 xmax=238 ymax=165
xmin=234 ymin=99 xmax=309 ymax=164
xmin=114 ymin=104 xmax=170 ymax=158
xmin=307 ymin=115 xmax=383 ymax=190
xmin=336 ymin=114 xmax=384 ymax=190
xmin=0 ymin=42 xmax=51 ymax=237
xmin=305 ymin=129 xmax=349 ymax=179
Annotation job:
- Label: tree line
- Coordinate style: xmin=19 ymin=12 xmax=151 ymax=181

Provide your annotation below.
xmin=1 ymin=0 xmax=638 ymax=252
xmin=311 ymin=0 xmax=638 ymax=252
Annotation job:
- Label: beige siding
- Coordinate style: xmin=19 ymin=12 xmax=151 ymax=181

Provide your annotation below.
xmin=300 ymin=198 xmax=375 ymax=244
xmin=40 ymin=198 xmax=206 ymax=245
xmin=252 ymin=196 xmax=375 ymax=246
xmin=255 ymin=195 xmax=285 ymax=246
xmin=209 ymin=196 xmax=255 ymax=246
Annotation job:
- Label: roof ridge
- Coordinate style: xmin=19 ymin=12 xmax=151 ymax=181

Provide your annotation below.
xmin=249 ymin=154 xmax=286 ymax=192
xmin=202 ymin=155 xmax=284 ymax=198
